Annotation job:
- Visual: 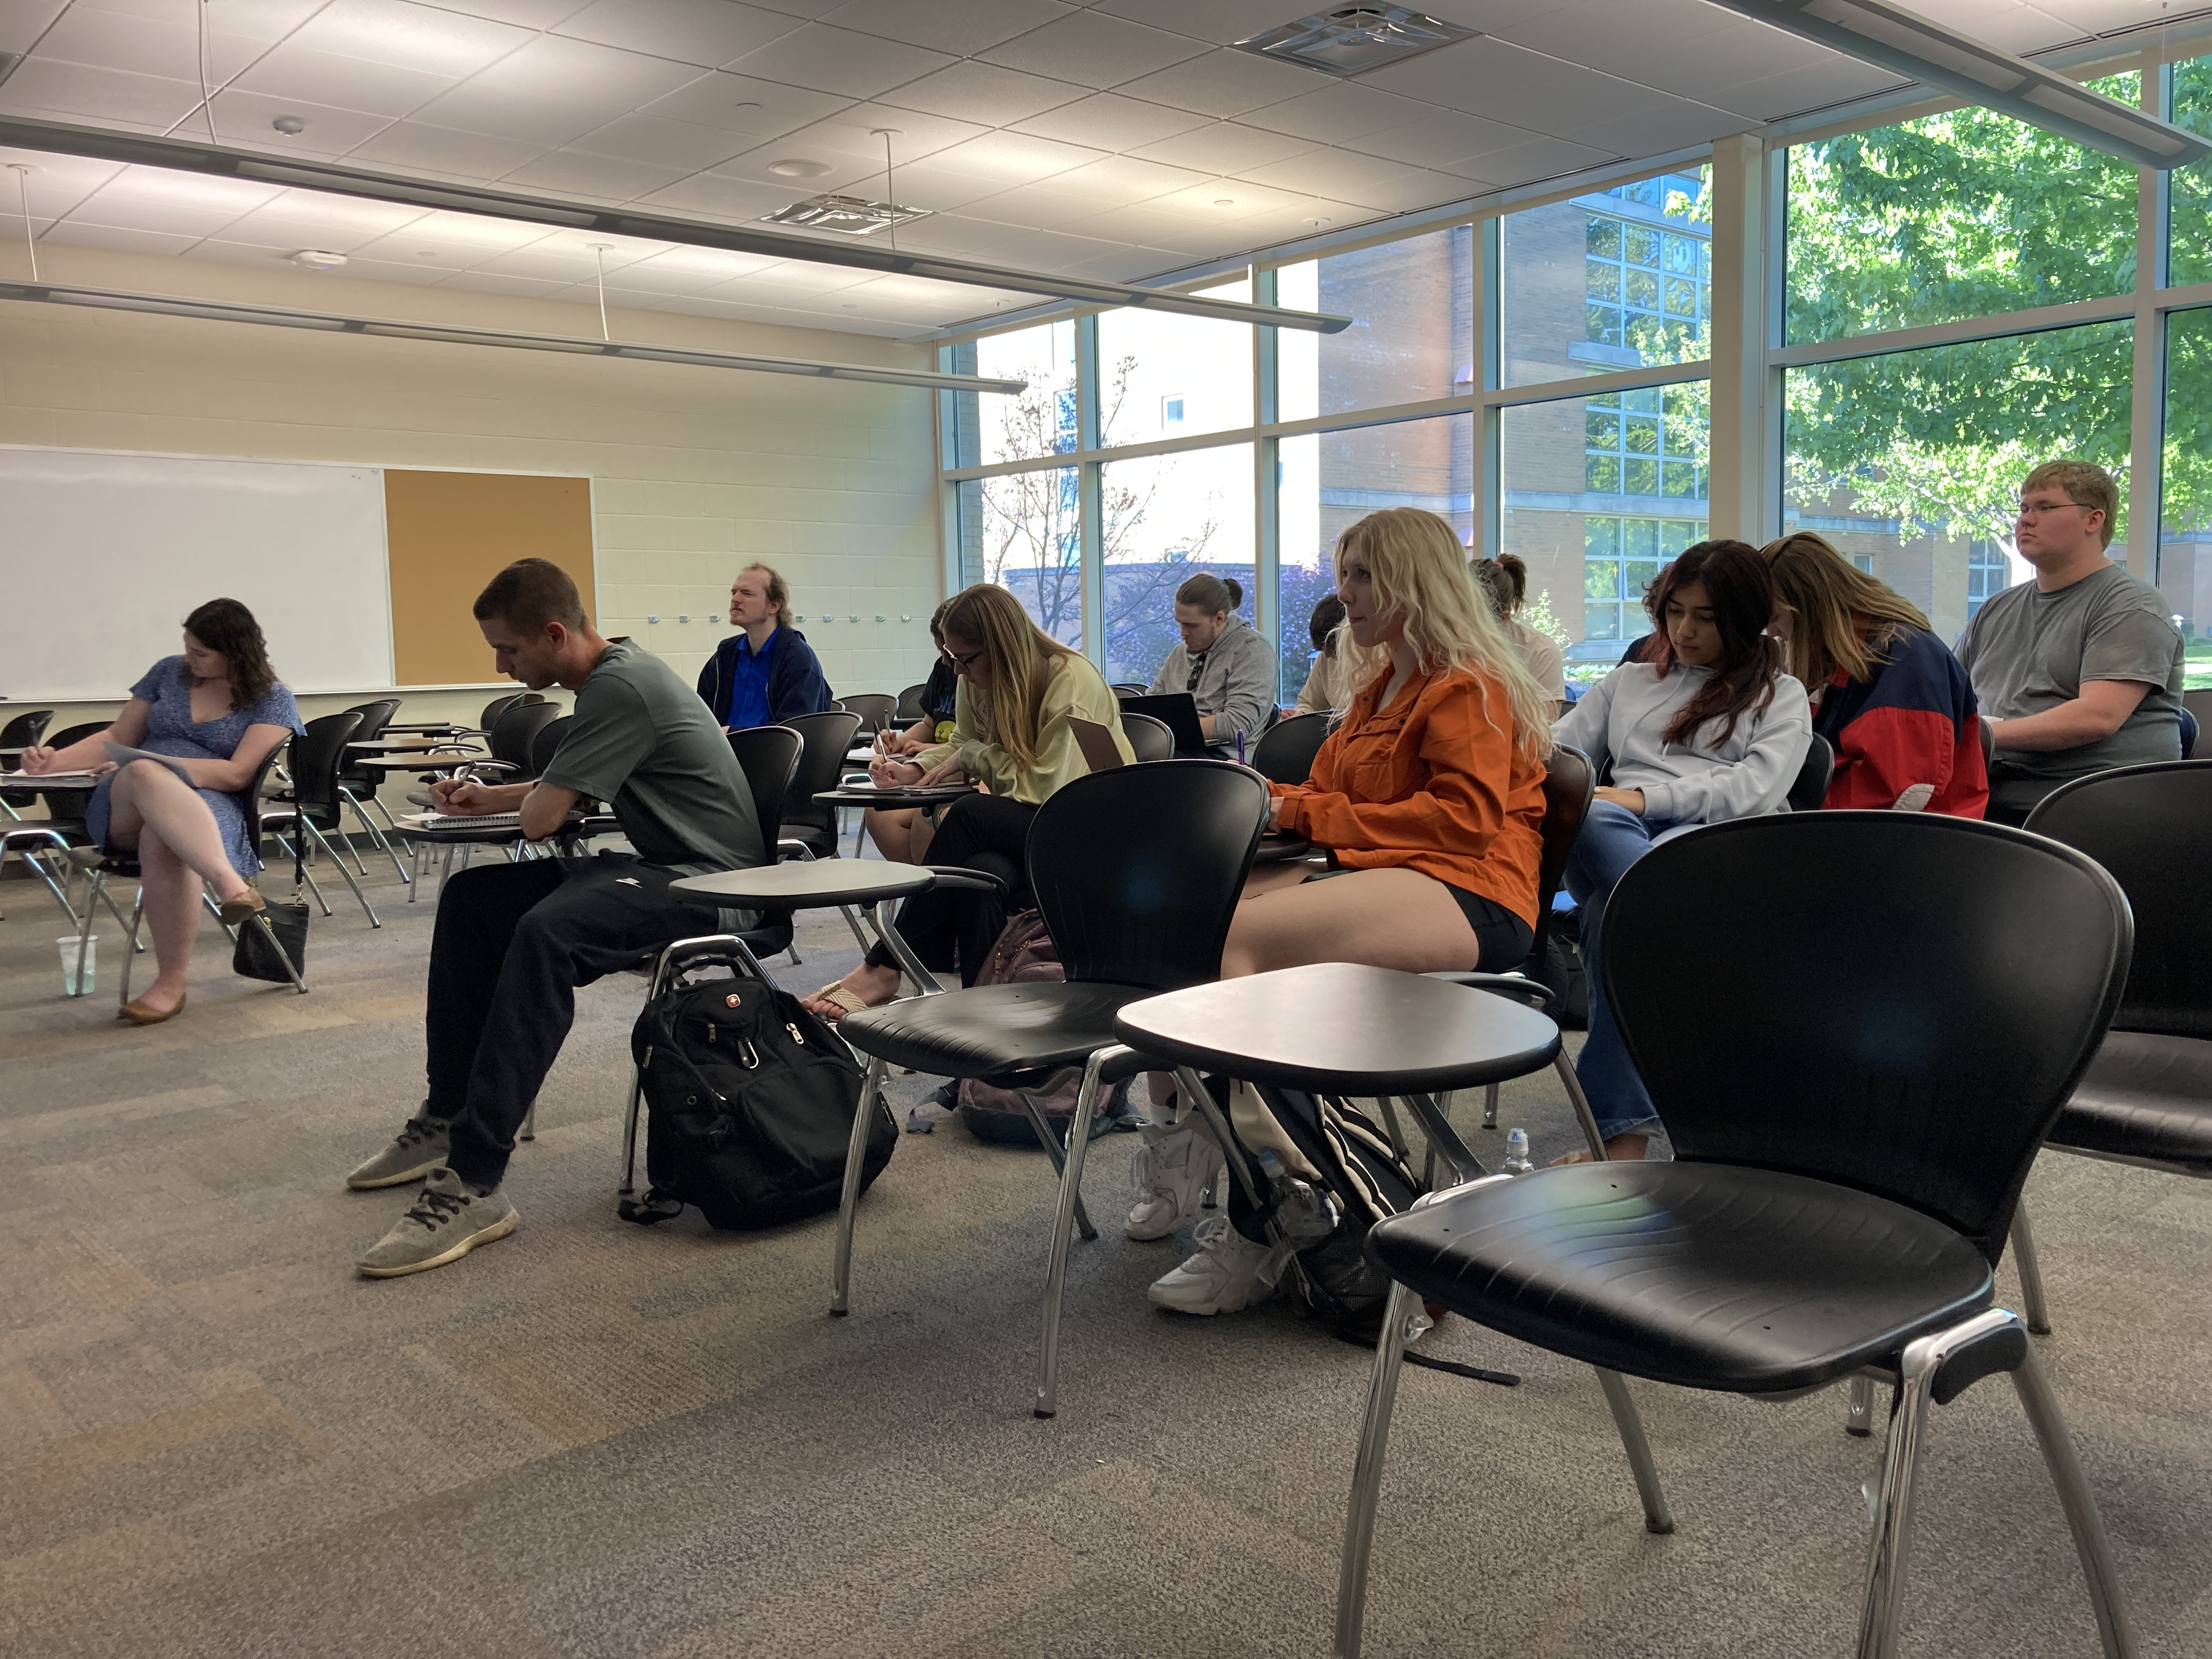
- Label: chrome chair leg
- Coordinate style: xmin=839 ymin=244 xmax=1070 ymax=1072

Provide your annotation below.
xmin=1036 ymin=1047 xmax=1119 ymax=1419
xmin=1482 ymin=1081 xmax=1500 ymax=1129
xmin=2012 ymin=1338 xmax=2136 ymax=1658
xmin=116 ymin=888 xmax=147 ymax=1007
xmin=518 ymin=1102 xmax=537 ymax=1142
xmin=1555 ymin=1052 xmax=1611 ymax=1160
xmin=831 ymin=1053 xmax=888 ymax=1316
xmin=2011 ymin=1199 xmax=2053 ymax=1335
xmin=342 ymin=786 xmax=411 ymax=883
xmin=1333 ymin=1279 xmax=1420 ymax=1659
xmin=275 ymin=832 xmax=334 ymax=916
xmin=304 ymin=819 xmax=379 ymax=927
xmin=1847 ymin=1373 xmax=1877 ymax=1437
xmin=1017 ymin=1091 xmax=1096 ymax=1242
xmin=1594 ymin=1368 xmax=1675 ymax=1534
xmin=1174 ymin=1066 xmax=1265 ymax=1210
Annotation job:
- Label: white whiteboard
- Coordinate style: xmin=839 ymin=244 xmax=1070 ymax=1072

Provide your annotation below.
xmin=1 ymin=447 xmax=391 ymax=701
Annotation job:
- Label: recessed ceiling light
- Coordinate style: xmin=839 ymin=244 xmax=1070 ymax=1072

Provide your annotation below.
xmin=1304 ymin=217 xmax=1331 ymax=227
xmin=1213 ymin=198 xmax=1236 ymax=207
xmin=290 ymin=249 xmax=346 ymax=269
xmin=270 ymin=115 xmax=306 ymax=136
xmin=769 ymin=159 xmax=833 ymax=178
xmin=1235 ymin=7 xmax=1480 ymax=78
xmin=733 ymin=100 xmax=760 ymax=110
xmin=762 ymin=193 xmax=932 ymax=236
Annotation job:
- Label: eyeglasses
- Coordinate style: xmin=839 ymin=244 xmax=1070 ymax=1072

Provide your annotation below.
xmin=2016 ymin=499 xmax=2090 ymax=519
xmin=942 ymin=646 xmax=985 ymax=671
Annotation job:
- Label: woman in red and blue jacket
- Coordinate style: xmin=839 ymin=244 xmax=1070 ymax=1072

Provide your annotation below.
xmin=1762 ymin=532 xmax=1988 ymax=816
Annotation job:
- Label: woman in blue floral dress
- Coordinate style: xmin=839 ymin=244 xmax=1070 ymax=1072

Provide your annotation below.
xmin=22 ymin=599 xmax=301 ymax=1024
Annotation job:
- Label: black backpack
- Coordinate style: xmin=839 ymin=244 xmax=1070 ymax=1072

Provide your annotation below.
xmin=621 ymin=970 xmax=894 ymax=1231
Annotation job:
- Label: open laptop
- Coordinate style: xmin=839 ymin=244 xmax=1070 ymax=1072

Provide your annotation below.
xmin=1069 ymin=717 xmax=1126 ymax=774
xmin=1117 ymin=692 xmax=1212 ymax=756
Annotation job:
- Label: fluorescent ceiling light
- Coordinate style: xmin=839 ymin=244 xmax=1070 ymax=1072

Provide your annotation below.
xmin=1703 ymin=0 xmax=2211 ymax=168
xmin=0 ymin=279 xmax=1030 ymax=395
xmin=0 ymin=114 xmax=1356 ymax=335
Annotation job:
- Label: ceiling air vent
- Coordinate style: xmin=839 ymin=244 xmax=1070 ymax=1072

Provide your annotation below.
xmin=1233 ymin=7 xmax=1479 ymax=77
xmin=760 ymin=194 xmax=932 ymax=236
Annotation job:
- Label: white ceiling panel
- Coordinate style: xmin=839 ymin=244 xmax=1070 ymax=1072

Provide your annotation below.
xmin=178 ymin=236 xmax=336 ymax=274
xmin=218 ymin=199 xmax=432 ymax=252
xmin=1127 ymin=119 xmax=1314 ymax=174
xmin=207 ymin=92 xmax=398 ymax=155
xmin=33 ymin=4 xmax=260 ymax=84
xmin=1368 ymin=38 xmax=1687 ymax=128
xmin=411 ymin=36 xmax=707 ymax=143
xmin=922 ymin=128 xmax=1108 ymax=185
xmin=1234 ymin=145 xmax=1441 ymax=201
xmin=439 ymin=268 xmax=572 ymax=297
xmin=0 ymin=57 xmax=204 ymax=128
xmin=230 ymin=46 xmax=461 ymax=118
xmin=1716 ymin=58 xmax=1912 ymax=122
xmin=768 ymin=103 xmax=992 ymax=167
xmin=566 ymin=113 xmax=753 ymax=171
xmin=347 ymin=120 xmax=550 ymax=177
xmin=0 ymin=2 xmax=67 ymax=57
xmin=420 ymin=1 xmax=602 ymax=29
xmin=727 ymin=24 xmax=957 ymax=99
xmin=1567 ymin=97 xmax=1755 ymax=157
xmin=38 ymin=218 xmax=199 ymax=255
xmin=1008 ymin=92 xmax=1210 ymax=150
xmin=1347 ymin=108 xmax=1545 ymax=171
xmin=1427 ymin=129 xmax=1614 ymax=184
xmin=631 ymin=169 xmax=804 ymax=219
xmin=631 ymin=71 xmax=849 ymax=137
xmin=1240 ymin=81 xmax=1431 ymax=145
xmin=704 ymin=144 xmax=875 ymax=191
xmin=550 ymin=0 xmax=805 ymax=68
xmin=1051 ymin=201 xmax=1231 ymax=255
xmin=977 ymin=10 xmax=1210 ymax=88
xmin=871 ymin=210 xmax=1037 ymax=254
xmin=1046 ymin=153 xmax=1214 ymax=203
xmin=818 ymin=0 xmax=1076 ymax=58
xmin=303 ymin=252 xmax=455 ymax=284
xmin=1113 ymin=48 xmax=1323 ymax=120
xmin=285 ymin=0 xmax=537 ymax=77
xmin=957 ymin=178 xmax=1136 ymax=229
xmin=1086 ymin=0 xmax=1302 ymax=44
xmin=500 ymin=148 xmax=695 ymax=199
xmin=882 ymin=59 xmax=1088 ymax=124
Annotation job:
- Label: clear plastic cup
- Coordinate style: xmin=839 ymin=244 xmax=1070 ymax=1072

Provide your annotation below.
xmin=58 ymin=933 xmax=96 ymax=996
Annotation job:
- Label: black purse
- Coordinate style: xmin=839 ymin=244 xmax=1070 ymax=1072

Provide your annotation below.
xmin=232 ymin=779 xmax=311 ymax=984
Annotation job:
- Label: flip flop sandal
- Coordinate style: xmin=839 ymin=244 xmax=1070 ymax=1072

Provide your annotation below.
xmin=808 ymin=983 xmax=871 ymax=1022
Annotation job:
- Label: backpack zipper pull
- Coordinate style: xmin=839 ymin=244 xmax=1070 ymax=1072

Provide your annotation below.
xmin=786 ymin=1020 xmax=804 ymax=1047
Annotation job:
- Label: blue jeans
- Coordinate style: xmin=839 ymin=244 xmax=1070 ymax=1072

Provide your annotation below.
xmin=1564 ymin=803 xmax=1697 ymax=1142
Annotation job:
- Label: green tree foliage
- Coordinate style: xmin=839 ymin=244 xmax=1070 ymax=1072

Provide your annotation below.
xmin=2168 ymin=58 xmax=2212 ymax=286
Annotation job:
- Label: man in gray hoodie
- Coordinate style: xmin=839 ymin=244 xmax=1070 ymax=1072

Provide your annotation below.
xmin=1145 ymin=573 xmax=1276 ymax=755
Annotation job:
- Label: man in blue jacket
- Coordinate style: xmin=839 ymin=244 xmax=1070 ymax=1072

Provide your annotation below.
xmin=696 ymin=563 xmax=834 ymax=729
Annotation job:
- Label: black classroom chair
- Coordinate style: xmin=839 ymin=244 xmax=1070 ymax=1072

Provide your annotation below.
xmin=1120 ymin=710 xmax=1173 ymax=763
xmin=335 ymin=697 xmax=411 ymax=883
xmin=259 ymin=712 xmax=380 ymax=926
xmin=1785 ymin=730 xmax=1835 ymax=810
xmin=831 ymin=759 xmax=1270 ymax=1417
xmin=2007 ymin=760 xmax=2212 ymax=1332
xmin=1337 ymin=814 xmax=2137 ymax=1659
xmin=837 ymin=693 xmax=898 ymax=738
xmin=1247 ymin=709 xmax=1330 ymax=784
xmin=1 ymin=708 xmax=54 ymax=811
xmin=777 ymin=710 xmax=862 ymax=860
xmin=4 ymin=721 xmax=137 ymax=935
xmin=894 ymin=682 xmax=929 ymax=724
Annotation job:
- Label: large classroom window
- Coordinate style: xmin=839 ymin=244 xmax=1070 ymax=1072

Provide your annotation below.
xmin=939 ymin=46 xmax=2212 ymax=697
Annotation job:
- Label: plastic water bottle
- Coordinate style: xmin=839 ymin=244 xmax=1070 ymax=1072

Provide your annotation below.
xmin=1502 ymin=1126 xmax=1534 ymax=1176
xmin=1255 ymin=1147 xmax=1340 ymax=1244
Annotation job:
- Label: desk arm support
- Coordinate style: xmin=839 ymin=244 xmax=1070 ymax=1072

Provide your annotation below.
xmin=1424 ymin=970 xmax=1561 ymax=1022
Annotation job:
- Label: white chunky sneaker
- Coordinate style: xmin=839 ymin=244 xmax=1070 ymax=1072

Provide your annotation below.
xmin=1126 ymin=1118 xmax=1226 ymax=1240
xmin=1146 ymin=1216 xmax=1290 ymax=1316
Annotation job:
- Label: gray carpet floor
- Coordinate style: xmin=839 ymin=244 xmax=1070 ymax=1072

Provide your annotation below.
xmin=2 ymin=840 xmax=2208 ymax=1658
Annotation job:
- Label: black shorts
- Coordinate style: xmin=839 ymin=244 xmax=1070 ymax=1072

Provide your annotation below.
xmin=1301 ymin=862 xmax=1533 ymax=972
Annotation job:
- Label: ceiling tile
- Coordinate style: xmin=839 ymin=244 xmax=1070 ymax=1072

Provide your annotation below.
xmin=439 ymin=268 xmax=574 ymax=297
xmin=413 ymin=36 xmax=706 ymax=144
xmin=872 ymin=211 xmax=1028 ymax=255
xmin=1239 ymin=81 xmax=1429 ymax=144
xmin=1407 ymin=0 xmax=1564 ymax=30
xmin=882 ymin=59 xmax=1088 ymax=124
xmin=38 ymin=219 xmax=200 ymax=256
xmin=1718 ymin=58 xmax=1910 ymax=123
xmin=631 ymin=170 xmax=807 ymax=219
xmin=317 ymin=253 xmax=460 ymax=284
xmin=1085 ymin=1 xmax=1299 ymax=44
xmin=0 ymin=58 xmax=204 ymax=128
xmin=178 ymin=238 xmax=327 ymax=274
xmin=550 ymin=0 xmax=804 ymax=68
xmin=1009 ymin=92 xmax=1209 ymax=150
xmin=347 ymin=119 xmax=550 ymax=177
xmin=702 ymin=143 xmax=879 ymax=192
xmin=977 ymin=10 xmax=1209 ymax=88
xmin=1048 ymin=153 xmax=1214 ymax=203
xmin=1025 ymin=201 xmax=1225 ymax=255
xmin=1056 ymin=245 xmax=1182 ymax=282
xmin=0 ymin=150 xmax=124 ymax=220
xmin=1147 ymin=176 xmax=1310 ymax=220
xmin=1235 ymin=146 xmax=1435 ymax=199
xmin=207 ymin=92 xmax=398 ymax=155
xmin=1560 ymin=98 xmax=1747 ymax=157
xmin=1432 ymin=131 xmax=1612 ymax=187
xmin=1128 ymin=120 xmax=1314 ymax=174
xmin=1365 ymin=38 xmax=1682 ymax=129
xmin=567 ymin=113 xmax=752 ymax=171
xmin=0 ymin=3 xmax=66 ymax=57
xmin=1111 ymin=48 xmax=1319 ymax=120
xmin=230 ymin=46 xmax=461 ymax=118
xmin=634 ymin=71 xmax=851 ymax=136
xmin=727 ymin=24 xmax=956 ymax=99
xmin=283 ymin=0 xmax=538 ymax=77
xmin=922 ymin=128 xmax=1107 ymax=185
xmin=766 ymin=103 xmax=992 ymax=168
xmin=87 ymin=164 xmax=283 ymax=212
xmin=953 ymin=179 xmax=1124 ymax=230
xmin=218 ymin=193 xmax=432 ymax=252
xmin=818 ymin=0 xmax=1076 ymax=57
xmin=967 ymin=222 xmax=1130 ymax=270
xmin=33 ymin=4 xmax=263 ymax=84
xmin=499 ymin=149 xmax=693 ymax=199
xmin=403 ymin=1 xmax=586 ymax=26
xmin=1348 ymin=109 xmax=1545 ymax=170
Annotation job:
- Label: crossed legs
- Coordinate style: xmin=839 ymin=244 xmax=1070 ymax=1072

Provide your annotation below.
xmin=103 ymin=760 xmax=252 ymax=1014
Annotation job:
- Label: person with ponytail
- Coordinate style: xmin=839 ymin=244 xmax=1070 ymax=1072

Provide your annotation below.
xmin=1760 ymin=532 xmax=1987 ymax=815
xmin=801 ymin=583 xmax=1133 ymax=1017
xmin=1472 ymin=553 xmax=1566 ymax=719
xmin=1550 ymin=539 xmax=1811 ymax=1161
xmin=1145 ymin=571 xmax=1275 ymax=754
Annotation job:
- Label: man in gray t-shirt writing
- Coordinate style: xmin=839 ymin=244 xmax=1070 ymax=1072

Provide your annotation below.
xmin=347 ymin=558 xmax=766 ymax=1277
xmin=1956 ymin=460 xmax=2184 ymax=826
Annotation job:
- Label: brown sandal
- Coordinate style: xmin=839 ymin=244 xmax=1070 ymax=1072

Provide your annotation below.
xmin=806 ymin=983 xmax=872 ymax=1023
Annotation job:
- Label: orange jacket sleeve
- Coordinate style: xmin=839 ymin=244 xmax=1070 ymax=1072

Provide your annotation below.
xmin=1271 ymin=675 xmax=1513 ymax=859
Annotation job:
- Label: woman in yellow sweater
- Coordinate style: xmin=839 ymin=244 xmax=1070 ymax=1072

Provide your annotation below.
xmin=804 ymin=583 xmax=1133 ymax=1016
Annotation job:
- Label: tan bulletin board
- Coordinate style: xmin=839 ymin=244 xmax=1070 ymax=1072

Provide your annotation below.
xmin=385 ymin=470 xmax=595 ymax=686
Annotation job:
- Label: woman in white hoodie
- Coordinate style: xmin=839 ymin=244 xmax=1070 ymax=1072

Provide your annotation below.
xmin=1551 ymin=538 xmax=1812 ymax=1159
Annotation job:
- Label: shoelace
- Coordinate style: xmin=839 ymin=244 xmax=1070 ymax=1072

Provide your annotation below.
xmin=405 ymin=1186 xmax=470 ymax=1233
xmin=399 ymin=1116 xmax=444 ymax=1147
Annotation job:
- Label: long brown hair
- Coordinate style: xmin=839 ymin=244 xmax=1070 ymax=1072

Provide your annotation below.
xmin=182 ymin=597 xmax=276 ymax=709
xmin=938 ymin=584 xmax=1088 ymax=769
xmin=1643 ymin=540 xmax=1783 ymax=747
xmin=1760 ymin=532 xmax=1929 ymax=690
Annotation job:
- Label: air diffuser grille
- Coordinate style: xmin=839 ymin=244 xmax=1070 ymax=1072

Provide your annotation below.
xmin=761 ymin=194 xmax=933 ymax=236
xmin=1233 ymin=7 xmax=1479 ymax=77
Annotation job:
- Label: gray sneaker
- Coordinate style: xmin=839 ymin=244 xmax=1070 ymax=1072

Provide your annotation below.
xmin=357 ymin=1167 xmax=517 ymax=1278
xmin=346 ymin=1114 xmax=451 ymax=1189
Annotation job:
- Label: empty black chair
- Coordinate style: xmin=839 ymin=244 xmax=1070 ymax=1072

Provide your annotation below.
xmin=2180 ymin=706 xmax=2199 ymax=760
xmin=894 ymin=681 xmax=929 ymax=723
xmin=838 ymin=693 xmax=897 ymax=738
xmin=1121 ymin=710 xmax=1173 ymax=763
xmin=2010 ymin=761 xmax=2212 ymax=1331
xmin=1337 ymin=814 xmax=2136 ymax=1659
xmin=14 ymin=722 xmax=141 ymax=939
xmin=334 ymin=697 xmax=411 ymax=883
xmin=1246 ymin=710 xmax=1330 ymax=785
xmin=1110 ymin=683 xmax=1146 ymax=696
xmin=2181 ymin=687 xmax=2212 ymax=750
xmin=778 ymin=710 xmax=862 ymax=859
xmin=833 ymin=760 xmax=1269 ymax=1415
xmin=1 ymin=707 xmax=54 ymax=809
xmin=259 ymin=712 xmax=379 ymax=926
xmin=1785 ymin=730 xmax=1835 ymax=810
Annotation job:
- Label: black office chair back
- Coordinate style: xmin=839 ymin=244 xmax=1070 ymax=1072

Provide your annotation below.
xmin=838 ymin=693 xmax=897 ymax=737
xmin=1111 ymin=684 xmax=1146 ymax=696
xmin=728 ymin=724 xmax=803 ymax=847
xmin=2027 ymin=760 xmax=2212 ymax=1041
xmin=1248 ymin=711 xmax=1330 ymax=784
xmin=1028 ymin=760 xmax=1268 ymax=991
xmin=1531 ymin=743 xmax=1594 ymax=959
xmin=0 ymin=709 xmax=53 ymax=747
xmin=2182 ymin=686 xmax=2212 ymax=741
xmin=2180 ymin=706 xmax=2199 ymax=760
xmin=488 ymin=699 xmax=561 ymax=769
xmin=1785 ymin=732 xmax=1835 ymax=811
xmin=287 ymin=712 xmax=366 ymax=823
xmin=780 ymin=710 xmax=864 ymax=845
xmin=1121 ymin=711 xmax=1174 ymax=763
xmin=528 ymin=715 xmax=570 ymax=778
xmin=246 ymin=736 xmax=295 ymax=856
xmin=895 ymin=682 xmax=929 ymax=723
xmin=337 ymin=698 xmax=401 ymax=789
xmin=478 ymin=691 xmax=527 ymax=730
xmin=1604 ymin=813 xmax=2130 ymax=1263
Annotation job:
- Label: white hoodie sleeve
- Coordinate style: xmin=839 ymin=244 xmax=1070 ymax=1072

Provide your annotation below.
xmin=1550 ymin=666 xmax=1619 ymax=775
xmin=1638 ymin=675 xmax=1813 ymax=824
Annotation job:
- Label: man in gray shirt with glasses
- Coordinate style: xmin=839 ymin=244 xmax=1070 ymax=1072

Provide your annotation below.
xmin=1956 ymin=460 xmax=2185 ymax=825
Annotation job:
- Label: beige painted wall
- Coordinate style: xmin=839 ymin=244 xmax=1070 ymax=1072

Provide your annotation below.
xmin=0 ymin=243 xmax=946 ymax=727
